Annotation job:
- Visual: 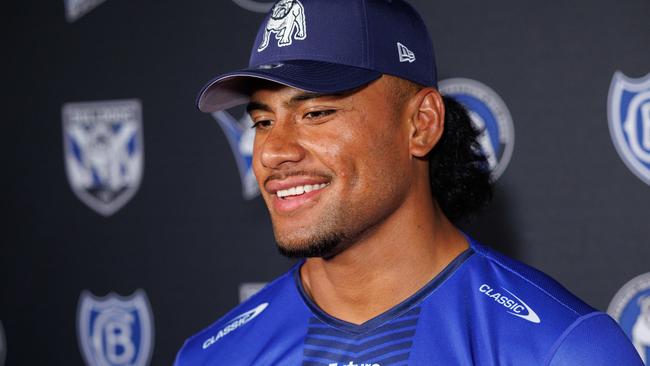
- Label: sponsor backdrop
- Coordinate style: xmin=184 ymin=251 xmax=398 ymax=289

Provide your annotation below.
xmin=3 ymin=0 xmax=650 ymax=364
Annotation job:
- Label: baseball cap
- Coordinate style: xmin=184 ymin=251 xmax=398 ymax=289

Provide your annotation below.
xmin=197 ymin=0 xmax=437 ymax=113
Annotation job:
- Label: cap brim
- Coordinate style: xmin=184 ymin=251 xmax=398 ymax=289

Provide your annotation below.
xmin=196 ymin=60 xmax=383 ymax=112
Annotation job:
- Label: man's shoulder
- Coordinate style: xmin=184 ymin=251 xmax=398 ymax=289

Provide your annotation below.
xmin=442 ymin=238 xmax=642 ymax=365
xmin=467 ymin=240 xmax=596 ymax=320
xmin=174 ymin=263 xmax=310 ymax=366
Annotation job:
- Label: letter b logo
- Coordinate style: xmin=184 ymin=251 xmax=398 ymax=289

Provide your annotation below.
xmin=105 ymin=317 xmax=136 ymax=364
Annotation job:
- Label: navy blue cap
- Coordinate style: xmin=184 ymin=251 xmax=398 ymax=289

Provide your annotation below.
xmin=197 ymin=0 xmax=437 ymax=112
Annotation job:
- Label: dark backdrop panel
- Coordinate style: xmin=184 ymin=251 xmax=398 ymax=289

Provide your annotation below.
xmin=4 ymin=0 xmax=649 ymax=365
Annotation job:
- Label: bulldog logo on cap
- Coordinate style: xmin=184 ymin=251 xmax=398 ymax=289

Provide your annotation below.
xmin=257 ymin=0 xmax=307 ymax=52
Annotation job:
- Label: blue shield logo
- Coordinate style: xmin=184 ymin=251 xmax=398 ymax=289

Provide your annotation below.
xmin=608 ymin=273 xmax=650 ymax=363
xmin=212 ymin=111 xmax=259 ymax=200
xmin=62 ymin=100 xmax=144 ymax=216
xmin=439 ymin=78 xmax=515 ymax=180
xmin=608 ymin=71 xmax=650 ymax=185
xmin=77 ymin=290 xmax=154 ymax=366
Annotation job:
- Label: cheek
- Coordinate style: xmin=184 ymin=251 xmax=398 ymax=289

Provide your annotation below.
xmin=319 ymin=117 xmax=410 ymax=190
xmin=361 ymin=128 xmax=411 ymax=193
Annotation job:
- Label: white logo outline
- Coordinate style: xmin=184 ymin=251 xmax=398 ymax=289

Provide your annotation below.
xmin=607 ymin=71 xmax=650 ymax=185
xmin=257 ymin=0 xmax=307 ymax=52
xmin=397 ymin=42 xmax=415 ymax=63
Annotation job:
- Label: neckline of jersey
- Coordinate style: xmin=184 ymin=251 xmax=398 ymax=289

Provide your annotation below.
xmin=293 ymin=241 xmax=476 ymax=335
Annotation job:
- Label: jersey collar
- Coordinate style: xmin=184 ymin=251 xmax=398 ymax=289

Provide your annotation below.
xmin=294 ymin=246 xmax=475 ymax=335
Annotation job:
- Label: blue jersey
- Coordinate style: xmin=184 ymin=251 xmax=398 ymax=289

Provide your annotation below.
xmin=175 ymin=237 xmax=642 ymax=365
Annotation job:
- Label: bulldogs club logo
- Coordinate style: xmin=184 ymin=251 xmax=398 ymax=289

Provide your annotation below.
xmin=212 ymin=111 xmax=259 ymax=200
xmin=77 ymin=290 xmax=154 ymax=366
xmin=232 ymin=0 xmax=275 ymax=13
xmin=62 ymin=100 xmax=144 ymax=216
xmin=608 ymin=273 xmax=650 ymax=363
xmin=0 ymin=320 xmax=6 ymax=366
xmin=257 ymin=0 xmax=307 ymax=52
xmin=439 ymin=78 xmax=515 ymax=180
xmin=64 ymin=0 xmax=108 ymax=22
xmin=608 ymin=71 xmax=650 ymax=185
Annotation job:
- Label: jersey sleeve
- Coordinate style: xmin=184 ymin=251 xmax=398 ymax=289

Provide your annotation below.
xmin=546 ymin=312 xmax=643 ymax=366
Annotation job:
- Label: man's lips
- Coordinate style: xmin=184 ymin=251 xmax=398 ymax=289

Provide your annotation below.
xmin=275 ymin=182 xmax=329 ymax=198
xmin=264 ymin=175 xmax=330 ymax=195
xmin=264 ymin=175 xmax=331 ymax=212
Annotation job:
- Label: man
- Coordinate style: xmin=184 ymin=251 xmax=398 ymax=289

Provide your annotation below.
xmin=176 ymin=0 xmax=642 ymax=364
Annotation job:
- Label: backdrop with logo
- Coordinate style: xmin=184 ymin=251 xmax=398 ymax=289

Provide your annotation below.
xmin=3 ymin=0 xmax=650 ymax=365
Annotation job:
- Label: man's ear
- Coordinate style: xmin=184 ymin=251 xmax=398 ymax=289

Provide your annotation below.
xmin=408 ymin=88 xmax=445 ymax=158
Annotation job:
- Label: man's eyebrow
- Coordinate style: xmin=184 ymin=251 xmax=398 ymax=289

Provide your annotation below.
xmin=246 ymin=90 xmax=352 ymax=114
xmin=246 ymin=101 xmax=271 ymax=114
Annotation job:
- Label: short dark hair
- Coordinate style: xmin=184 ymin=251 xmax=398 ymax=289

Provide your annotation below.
xmin=430 ymin=95 xmax=493 ymax=223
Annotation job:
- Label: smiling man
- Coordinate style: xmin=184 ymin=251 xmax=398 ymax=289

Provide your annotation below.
xmin=175 ymin=0 xmax=642 ymax=365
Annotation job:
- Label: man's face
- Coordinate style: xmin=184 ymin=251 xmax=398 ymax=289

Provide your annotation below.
xmin=249 ymin=77 xmax=414 ymax=258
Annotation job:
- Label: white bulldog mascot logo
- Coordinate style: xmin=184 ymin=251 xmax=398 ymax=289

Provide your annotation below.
xmin=633 ymin=296 xmax=650 ymax=362
xmin=257 ymin=0 xmax=306 ymax=51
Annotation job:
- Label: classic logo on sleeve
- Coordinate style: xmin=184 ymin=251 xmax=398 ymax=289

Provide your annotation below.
xmin=608 ymin=272 xmax=650 ymax=363
xmin=479 ymin=284 xmax=541 ymax=324
xmin=439 ymin=78 xmax=515 ymax=180
xmin=212 ymin=111 xmax=259 ymax=200
xmin=62 ymin=100 xmax=144 ymax=216
xmin=202 ymin=303 xmax=269 ymax=349
xmin=607 ymin=71 xmax=650 ymax=185
xmin=77 ymin=290 xmax=154 ymax=366
xmin=257 ymin=0 xmax=307 ymax=52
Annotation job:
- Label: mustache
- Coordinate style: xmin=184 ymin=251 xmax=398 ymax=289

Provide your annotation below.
xmin=264 ymin=170 xmax=333 ymax=186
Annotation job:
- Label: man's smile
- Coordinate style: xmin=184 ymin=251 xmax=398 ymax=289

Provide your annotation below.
xmin=264 ymin=174 xmax=332 ymax=213
xmin=275 ymin=183 xmax=329 ymax=198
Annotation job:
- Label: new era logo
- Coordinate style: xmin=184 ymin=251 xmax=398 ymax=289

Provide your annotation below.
xmin=397 ymin=42 xmax=415 ymax=63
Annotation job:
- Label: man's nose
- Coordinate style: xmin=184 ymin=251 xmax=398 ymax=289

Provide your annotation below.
xmin=258 ymin=120 xmax=305 ymax=169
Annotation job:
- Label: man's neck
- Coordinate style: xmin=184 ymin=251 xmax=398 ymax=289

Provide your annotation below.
xmin=299 ymin=195 xmax=468 ymax=325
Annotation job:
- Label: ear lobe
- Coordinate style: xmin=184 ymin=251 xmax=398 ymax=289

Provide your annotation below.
xmin=409 ymin=89 xmax=445 ymax=158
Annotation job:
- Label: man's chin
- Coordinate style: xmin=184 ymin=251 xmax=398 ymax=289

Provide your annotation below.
xmin=275 ymin=232 xmax=347 ymax=259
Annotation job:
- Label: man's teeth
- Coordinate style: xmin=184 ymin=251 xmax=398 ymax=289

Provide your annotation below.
xmin=276 ymin=184 xmax=328 ymax=198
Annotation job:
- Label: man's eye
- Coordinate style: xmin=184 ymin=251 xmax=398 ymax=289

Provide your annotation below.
xmin=304 ymin=110 xmax=335 ymax=119
xmin=251 ymin=120 xmax=273 ymax=129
